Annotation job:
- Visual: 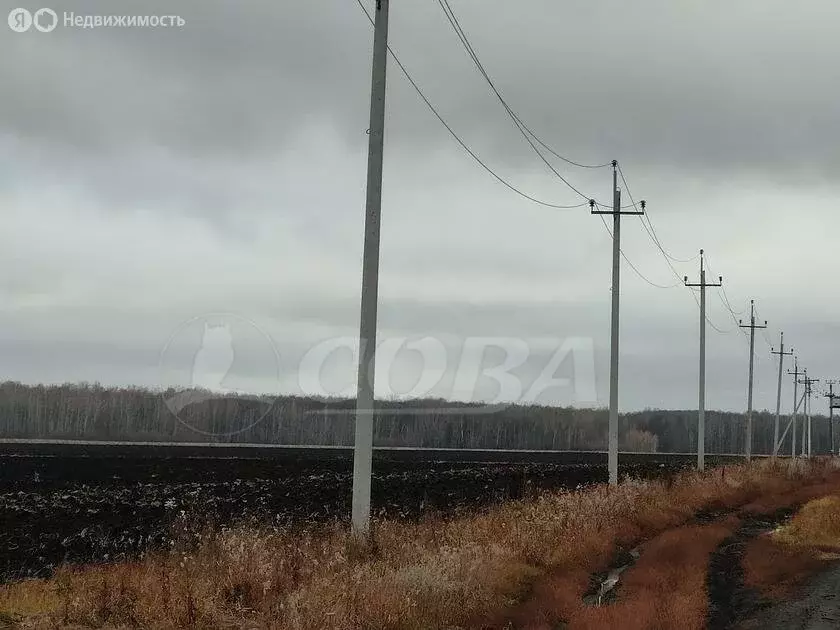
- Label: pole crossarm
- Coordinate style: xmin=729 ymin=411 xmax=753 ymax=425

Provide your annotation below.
xmin=788 ymin=358 xmax=803 ymax=457
xmin=590 ymin=201 xmax=645 ymax=215
xmin=738 ymin=306 xmax=768 ymax=331
xmin=787 ymin=364 xmax=804 ymax=380
xmin=738 ymin=299 xmax=766 ymax=461
xmin=588 ymin=161 xmax=650 ymax=485
xmin=684 ymin=248 xmax=722 ymax=288
xmin=684 ymin=249 xmax=723 ymax=472
xmin=827 ymin=381 xmax=839 ymax=457
xmin=770 ymin=332 xmax=793 ymax=458
xmin=796 ymin=370 xmax=819 ymax=458
xmin=798 ymin=376 xmax=820 ymax=390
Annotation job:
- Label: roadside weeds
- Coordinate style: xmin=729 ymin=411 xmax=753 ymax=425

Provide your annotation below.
xmin=2 ymin=459 xmax=840 ymax=629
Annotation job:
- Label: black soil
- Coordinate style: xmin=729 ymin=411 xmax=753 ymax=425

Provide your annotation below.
xmin=0 ymin=455 xmax=687 ymax=583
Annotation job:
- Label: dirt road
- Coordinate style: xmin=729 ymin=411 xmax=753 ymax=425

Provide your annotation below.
xmin=738 ymin=565 xmax=840 ymax=629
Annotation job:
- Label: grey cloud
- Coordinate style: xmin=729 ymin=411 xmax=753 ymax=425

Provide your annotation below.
xmin=2 ymin=0 xmax=840 ymax=180
xmin=0 ymin=0 xmax=838 ymax=416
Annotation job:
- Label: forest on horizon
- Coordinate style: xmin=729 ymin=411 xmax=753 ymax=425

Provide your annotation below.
xmin=0 ymin=380 xmax=832 ymax=455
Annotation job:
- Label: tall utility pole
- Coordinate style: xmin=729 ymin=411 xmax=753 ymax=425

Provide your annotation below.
xmin=684 ymin=250 xmax=722 ymax=472
xmin=824 ymin=381 xmax=839 ymax=456
xmin=798 ymin=371 xmax=819 ymax=458
xmin=352 ymin=0 xmax=390 ymax=538
xmin=787 ymin=359 xmax=803 ymax=457
xmin=807 ymin=375 xmax=819 ymax=457
xmin=589 ymin=161 xmax=645 ymax=485
xmin=739 ymin=300 xmax=767 ymax=461
xmin=770 ymin=333 xmax=793 ymax=457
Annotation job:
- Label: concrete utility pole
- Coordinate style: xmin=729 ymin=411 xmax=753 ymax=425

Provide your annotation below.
xmin=739 ymin=300 xmax=767 ymax=461
xmin=770 ymin=333 xmax=793 ymax=458
xmin=589 ymin=161 xmax=645 ymax=486
xmin=352 ymin=0 xmax=390 ymax=538
xmin=684 ymin=250 xmax=722 ymax=472
xmin=798 ymin=371 xmax=819 ymax=458
xmin=824 ymin=381 xmax=839 ymax=456
xmin=787 ymin=359 xmax=803 ymax=457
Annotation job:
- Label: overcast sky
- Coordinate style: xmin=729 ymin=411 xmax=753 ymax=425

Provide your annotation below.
xmin=1 ymin=0 xmax=838 ymax=414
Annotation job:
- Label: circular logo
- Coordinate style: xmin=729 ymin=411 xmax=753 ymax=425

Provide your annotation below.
xmin=33 ymin=8 xmax=57 ymax=32
xmin=158 ymin=313 xmax=282 ymax=438
xmin=8 ymin=8 xmax=32 ymax=32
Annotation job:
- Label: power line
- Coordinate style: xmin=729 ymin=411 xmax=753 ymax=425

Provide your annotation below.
xmin=434 ymin=0 xmax=604 ymax=202
xmin=701 ymin=255 xmax=753 ymax=344
xmin=704 ymin=256 xmax=748 ymax=319
xmin=752 ymin=305 xmax=775 ymax=349
xmin=614 ymin=166 xmax=697 ymax=302
xmin=718 ymin=294 xmax=738 ymax=334
xmin=617 ymin=164 xmax=698 ymax=265
xmin=597 ymin=215 xmax=681 ymax=289
xmin=356 ymin=0 xmax=762 ymax=346
xmin=436 ymin=0 xmax=611 ymax=173
xmin=713 ymin=285 xmax=748 ymax=338
xmin=353 ymin=0 xmax=590 ymax=210
xmin=687 ymin=287 xmax=733 ymax=334
xmin=641 ymin=214 xmax=699 ymax=263
xmin=719 ymin=286 xmax=747 ymax=318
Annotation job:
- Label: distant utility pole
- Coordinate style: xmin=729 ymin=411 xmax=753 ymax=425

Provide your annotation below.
xmin=684 ymin=249 xmax=722 ymax=472
xmin=739 ymin=300 xmax=767 ymax=461
xmin=770 ymin=333 xmax=793 ymax=457
xmin=824 ymin=381 xmax=839 ymax=456
xmin=589 ymin=161 xmax=645 ymax=486
xmin=786 ymin=359 xmax=804 ymax=457
xmin=352 ymin=0 xmax=390 ymax=538
xmin=798 ymin=371 xmax=819 ymax=458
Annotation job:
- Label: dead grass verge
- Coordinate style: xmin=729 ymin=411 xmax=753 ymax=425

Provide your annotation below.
xmin=744 ymin=491 xmax=840 ymax=601
xmin=774 ymin=495 xmax=840 ymax=550
xmin=570 ymin=518 xmax=740 ymax=630
xmin=2 ymin=458 xmax=840 ymax=629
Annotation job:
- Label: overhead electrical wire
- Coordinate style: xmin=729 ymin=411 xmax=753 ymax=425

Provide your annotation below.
xmin=353 ymin=0 xmax=590 ymax=210
xmin=434 ymin=0 xmax=609 ymax=203
xmin=685 ymin=285 xmax=733 ymax=334
xmin=612 ymin=169 xmax=707 ymax=325
xmin=717 ymin=289 xmax=747 ymax=322
xmin=617 ymin=164 xmax=697 ymax=285
xmin=596 ymin=215 xmax=682 ymax=289
xmin=719 ymin=286 xmax=746 ymax=317
xmin=718 ymin=295 xmax=744 ymax=331
xmin=703 ymin=256 xmax=754 ymax=340
xmin=641 ymin=213 xmax=699 ymax=264
xmin=613 ymin=164 xmax=742 ymax=338
xmin=358 ymin=0 xmax=783 ymax=350
xmin=752 ymin=305 xmax=775 ymax=350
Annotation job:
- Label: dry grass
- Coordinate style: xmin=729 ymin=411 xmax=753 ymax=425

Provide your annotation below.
xmin=742 ymin=489 xmax=840 ymax=601
xmin=570 ymin=518 xmax=740 ymax=630
xmin=2 ymin=458 xmax=839 ymax=629
xmin=774 ymin=495 xmax=840 ymax=549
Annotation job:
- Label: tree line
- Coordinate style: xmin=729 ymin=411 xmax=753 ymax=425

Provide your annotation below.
xmin=0 ymin=381 xmax=832 ymax=455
